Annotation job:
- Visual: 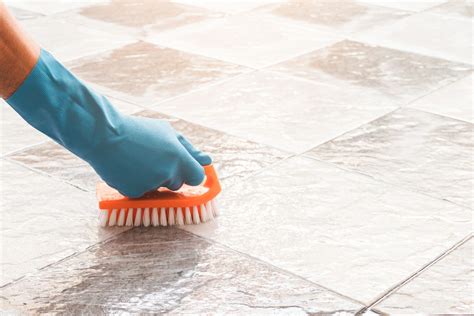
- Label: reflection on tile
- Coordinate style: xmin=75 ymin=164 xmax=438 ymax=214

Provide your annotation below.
xmin=183 ymin=156 xmax=472 ymax=303
xmin=80 ymin=0 xmax=223 ymax=31
xmin=19 ymin=16 xmax=134 ymax=62
xmin=270 ymin=40 xmax=472 ymax=103
xmin=309 ymin=108 xmax=474 ymax=208
xmin=375 ymin=238 xmax=474 ymax=314
xmin=0 ymin=160 xmax=129 ymax=286
xmin=8 ymin=6 xmax=44 ymax=20
xmin=4 ymin=0 xmax=108 ymax=15
xmin=147 ymin=14 xmax=340 ymax=68
xmin=409 ymin=72 xmax=473 ymax=123
xmin=357 ymin=12 xmax=473 ymax=64
xmin=258 ymin=0 xmax=410 ymax=34
xmin=1 ymin=101 xmax=47 ymax=156
xmin=172 ymin=0 xmax=285 ymax=14
xmin=135 ymin=110 xmax=288 ymax=187
xmin=68 ymin=41 xmax=248 ymax=103
xmin=1 ymin=228 xmax=362 ymax=314
xmin=157 ymin=70 xmax=397 ymax=152
xmin=360 ymin=0 xmax=447 ymax=12
xmin=429 ymin=0 xmax=474 ymax=18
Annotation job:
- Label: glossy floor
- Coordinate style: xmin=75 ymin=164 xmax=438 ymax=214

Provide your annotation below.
xmin=1 ymin=0 xmax=473 ymax=314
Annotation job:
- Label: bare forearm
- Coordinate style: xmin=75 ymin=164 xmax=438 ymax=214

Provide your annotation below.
xmin=0 ymin=1 xmax=40 ymax=99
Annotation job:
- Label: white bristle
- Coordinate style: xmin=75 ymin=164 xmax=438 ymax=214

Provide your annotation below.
xmin=176 ymin=207 xmax=184 ymax=226
xmin=126 ymin=208 xmax=134 ymax=226
xmin=206 ymin=201 xmax=214 ymax=220
xmin=185 ymin=207 xmax=193 ymax=225
xmin=99 ymin=210 xmax=108 ymax=227
xmin=200 ymin=204 xmax=208 ymax=222
xmin=134 ymin=208 xmax=142 ymax=226
xmin=160 ymin=207 xmax=167 ymax=226
xmin=117 ymin=208 xmax=126 ymax=226
xmin=168 ymin=207 xmax=175 ymax=226
xmin=192 ymin=206 xmax=201 ymax=224
xmin=143 ymin=208 xmax=150 ymax=227
xmin=108 ymin=209 xmax=117 ymax=226
xmin=152 ymin=208 xmax=159 ymax=226
xmin=211 ymin=199 xmax=219 ymax=217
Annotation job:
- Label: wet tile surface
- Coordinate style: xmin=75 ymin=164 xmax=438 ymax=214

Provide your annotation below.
xmin=157 ymin=70 xmax=398 ymax=152
xmin=269 ymin=40 xmax=472 ymax=104
xmin=8 ymin=6 xmax=44 ymax=20
xmin=258 ymin=0 xmax=410 ymax=34
xmin=4 ymin=0 xmax=108 ymax=15
xmin=183 ymin=155 xmax=472 ymax=303
xmin=147 ymin=14 xmax=341 ymax=68
xmin=68 ymin=41 xmax=248 ymax=103
xmin=357 ymin=12 xmax=474 ymax=64
xmin=409 ymin=72 xmax=473 ymax=123
xmin=308 ymin=108 xmax=474 ymax=208
xmin=19 ymin=16 xmax=135 ymax=62
xmin=360 ymin=0 xmax=448 ymax=12
xmin=7 ymin=109 xmax=287 ymax=192
xmin=1 ymin=228 xmax=362 ymax=314
xmin=429 ymin=0 xmax=473 ymax=18
xmin=0 ymin=160 xmax=129 ymax=286
xmin=1 ymin=101 xmax=48 ymax=156
xmin=375 ymin=238 xmax=474 ymax=314
xmin=172 ymin=0 xmax=286 ymax=14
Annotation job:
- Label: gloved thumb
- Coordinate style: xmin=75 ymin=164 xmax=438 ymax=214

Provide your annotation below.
xmin=177 ymin=134 xmax=212 ymax=166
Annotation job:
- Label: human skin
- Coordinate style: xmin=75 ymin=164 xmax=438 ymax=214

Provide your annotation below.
xmin=0 ymin=1 xmax=40 ymax=99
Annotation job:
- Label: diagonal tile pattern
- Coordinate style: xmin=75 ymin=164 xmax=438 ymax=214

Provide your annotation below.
xmin=182 ymin=155 xmax=472 ymax=303
xmin=428 ymin=0 xmax=473 ymax=18
xmin=374 ymin=237 xmax=474 ymax=314
xmin=1 ymin=228 xmax=363 ymax=314
xmin=308 ymin=108 xmax=474 ymax=208
xmin=269 ymin=40 xmax=472 ymax=104
xmin=67 ymin=41 xmax=249 ymax=104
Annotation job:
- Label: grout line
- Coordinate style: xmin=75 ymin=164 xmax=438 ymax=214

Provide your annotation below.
xmin=1 ymin=140 xmax=50 ymax=159
xmin=355 ymin=233 xmax=474 ymax=315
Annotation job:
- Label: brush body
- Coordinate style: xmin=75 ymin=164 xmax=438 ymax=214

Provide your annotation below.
xmin=96 ymin=165 xmax=221 ymax=227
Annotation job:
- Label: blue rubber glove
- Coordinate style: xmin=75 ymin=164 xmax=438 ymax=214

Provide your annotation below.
xmin=6 ymin=49 xmax=211 ymax=197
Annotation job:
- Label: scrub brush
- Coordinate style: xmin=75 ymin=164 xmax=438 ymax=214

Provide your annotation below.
xmin=96 ymin=164 xmax=221 ymax=227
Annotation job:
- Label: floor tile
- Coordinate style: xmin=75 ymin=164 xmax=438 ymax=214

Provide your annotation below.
xmin=157 ymin=70 xmax=398 ymax=153
xmin=1 ymin=228 xmax=362 ymax=314
xmin=409 ymin=72 xmax=473 ymax=123
xmin=256 ymin=0 xmax=410 ymax=34
xmin=67 ymin=41 xmax=249 ymax=104
xmin=182 ymin=155 xmax=472 ymax=303
xmin=1 ymin=101 xmax=48 ymax=156
xmin=19 ymin=16 xmax=135 ymax=62
xmin=269 ymin=40 xmax=472 ymax=104
xmin=79 ymin=0 xmax=223 ymax=32
xmin=308 ymin=108 xmax=474 ymax=208
xmin=360 ymin=0 xmax=448 ymax=12
xmin=4 ymin=0 xmax=108 ymax=15
xmin=0 ymin=160 xmax=129 ymax=286
xmin=356 ymin=12 xmax=473 ymax=64
xmin=428 ymin=0 xmax=473 ymax=18
xmin=147 ymin=14 xmax=341 ymax=68
xmin=7 ymin=6 xmax=44 ymax=20
xmin=375 ymin=238 xmax=474 ymax=314
xmin=172 ymin=0 xmax=285 ymax=14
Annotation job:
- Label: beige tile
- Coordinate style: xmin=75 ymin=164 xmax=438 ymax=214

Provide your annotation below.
xmin=19 ymin=16 xmax=135 ymax=62
xmin=409 ymin=72 xmax=473 ymax=123
xmin=257 ymin=0 xmax=410 ymax=34
xmin=0 ymin=160 xmax=129 ymax=286
xmin=172 ymin=0 xmax=285 ymax=14
xmin=147 ymin=14 xmax=341 ymax=68
xmin=157 ymin=70 xmax=398 ymax=153
xmin=1 ymin=228 xmax=363 ymax=314
xmin=1 ymin=101 xmax=48 ymax=156
xmin=270 ymin=40 xmax=472 ymax=104
xmin=4 ymin=0 xmax=108 ymax=15
xmin=360 ymin=0 xmax=448 ymax=12
xmin=308 ymin=108 xmax=474 ymax=208
xmin=356 ymin=12 xmax=474 ymax=64
xmin=183 ymin=155 xmax=471 ymax=303
xmin=68 ymin=41 xmax=249 ymax=104
xmin=429 ymin=0 xmax=474 ymax=18
xmin=375 ymin=238 xmax=473 ymax=314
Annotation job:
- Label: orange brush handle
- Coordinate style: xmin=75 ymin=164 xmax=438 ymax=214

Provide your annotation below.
xmin=97 ymin=164 xmax=221 ymax=210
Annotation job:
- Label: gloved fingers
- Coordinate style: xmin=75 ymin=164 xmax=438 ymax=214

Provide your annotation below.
xmin=165 ymin=179 xmax=184 ymax=192
xmin=178 ymin=148 xmax=206 ymax=186
xmin=177 ymin=134 xmax=212 ymax=166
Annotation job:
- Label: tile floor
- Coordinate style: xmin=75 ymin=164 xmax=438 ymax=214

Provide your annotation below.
xmin=1 ymin=0 xmax=473 ymax=314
